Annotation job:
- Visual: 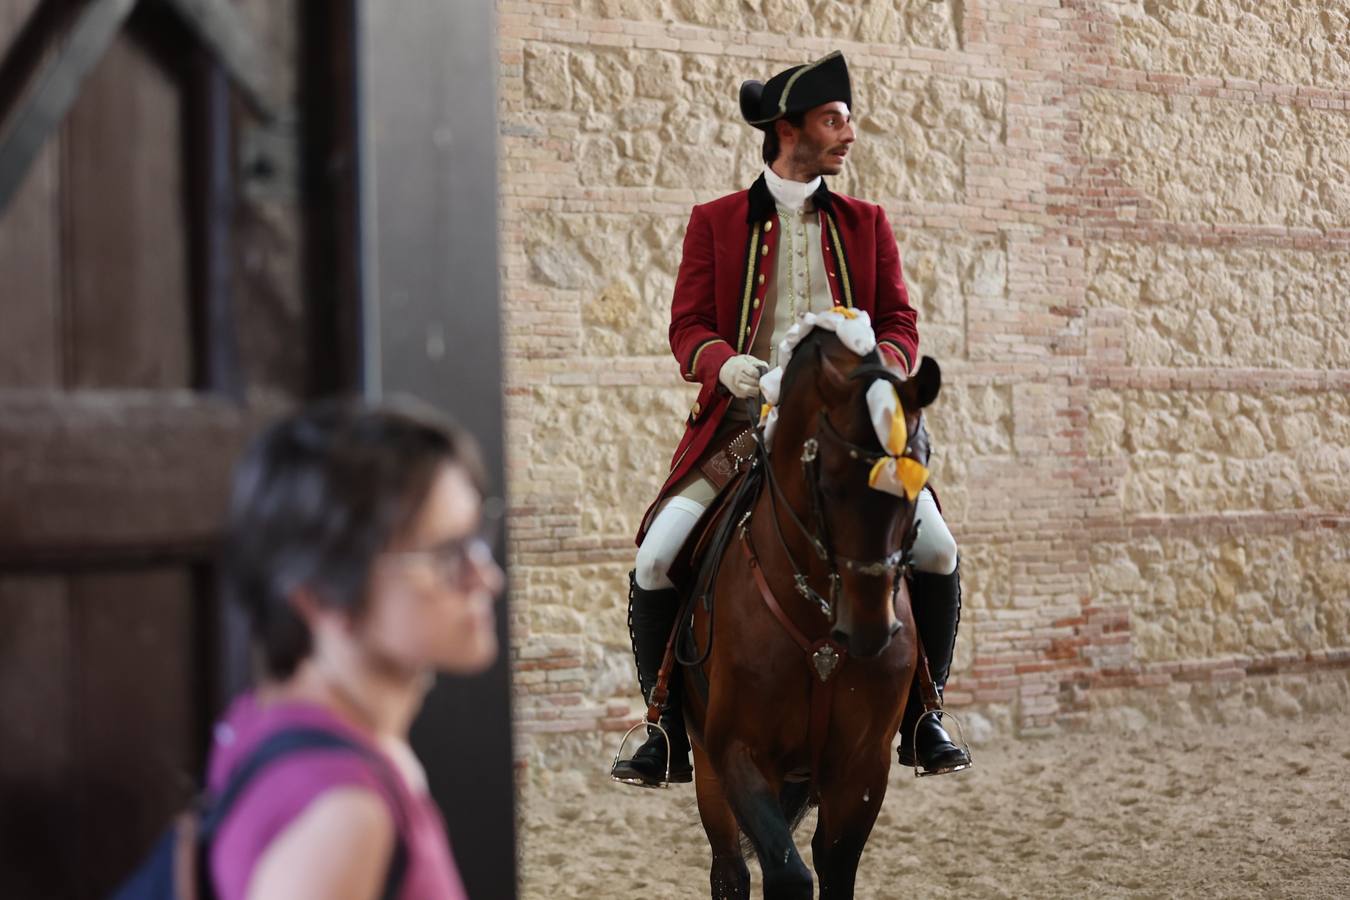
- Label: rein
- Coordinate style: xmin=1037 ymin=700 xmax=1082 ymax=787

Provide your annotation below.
xmin=758 ymin=406 xmax=919 ymax=622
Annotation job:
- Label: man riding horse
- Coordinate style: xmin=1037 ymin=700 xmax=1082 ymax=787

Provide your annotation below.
xmin=612 ymin=51 xmax=969 ymax=787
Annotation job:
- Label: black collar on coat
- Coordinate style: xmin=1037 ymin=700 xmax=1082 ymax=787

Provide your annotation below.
xmin=745 ymin=173 xmax=836 ymax=224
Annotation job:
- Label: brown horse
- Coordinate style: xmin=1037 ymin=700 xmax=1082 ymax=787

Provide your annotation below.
xmin=682 ymin=328 xmax=941 ymax=900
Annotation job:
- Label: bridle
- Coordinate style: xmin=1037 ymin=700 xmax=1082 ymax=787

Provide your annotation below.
xmin=750 ymin=356 xmax=922 ymax=623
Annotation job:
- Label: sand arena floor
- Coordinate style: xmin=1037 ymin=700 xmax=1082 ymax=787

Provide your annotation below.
xmin=518 ymin=710 xmax=1350 ymax=899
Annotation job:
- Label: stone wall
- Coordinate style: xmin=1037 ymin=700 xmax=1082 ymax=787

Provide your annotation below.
xmin=497 ymin=0 xmax=1350 ymax=756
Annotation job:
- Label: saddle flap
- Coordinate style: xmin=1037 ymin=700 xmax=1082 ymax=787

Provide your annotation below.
xmin=668 ymin=465 xmax=758 ymax=591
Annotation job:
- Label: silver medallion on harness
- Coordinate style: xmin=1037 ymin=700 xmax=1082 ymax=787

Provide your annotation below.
xmin=812 ymin=644 xmax=840 ymax=682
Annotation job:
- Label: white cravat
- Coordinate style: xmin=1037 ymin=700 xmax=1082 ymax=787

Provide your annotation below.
xmin=763 ymin=165 xmax=821 ymax=214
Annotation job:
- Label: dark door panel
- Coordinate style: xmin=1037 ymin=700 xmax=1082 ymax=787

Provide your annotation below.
xmin=64 ymin=29 xmax=192 ymax=390
xmin=0 ymin=1 xmax=510 ymax=895
xmin=0 ymin=394 xmax=281 ymax=569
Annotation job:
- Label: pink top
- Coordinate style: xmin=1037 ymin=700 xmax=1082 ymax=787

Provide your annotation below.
xmin=206 ymin=694 xmax=468 ymax=900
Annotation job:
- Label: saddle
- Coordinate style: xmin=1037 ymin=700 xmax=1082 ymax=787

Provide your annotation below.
xmin=664 ymin=451 xmax=765 ymax=702
xmin=668 ymin=456 xmax=760 ymax=596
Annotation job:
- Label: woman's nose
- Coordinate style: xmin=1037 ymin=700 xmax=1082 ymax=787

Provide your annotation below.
xmin=472 ymin=547 xmax=506 ymax=597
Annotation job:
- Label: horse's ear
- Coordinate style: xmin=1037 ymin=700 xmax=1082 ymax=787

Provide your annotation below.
xmin=900 ymin=355 xmax=941 ymax=409
xmin=816 ymin=342 xmax=851 ymax=405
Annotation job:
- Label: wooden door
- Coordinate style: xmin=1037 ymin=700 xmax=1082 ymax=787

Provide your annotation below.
xmin=0 ymin=3 xmax=330 ymax=896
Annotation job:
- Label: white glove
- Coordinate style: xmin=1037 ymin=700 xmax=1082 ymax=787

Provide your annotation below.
xmin=719 ymin=354 xmax=766 ymax=399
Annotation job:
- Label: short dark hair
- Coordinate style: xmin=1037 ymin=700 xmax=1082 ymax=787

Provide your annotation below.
xmin=761 ymin=112 xmax=806 ymax=165
xmin=222 ymin=396 xmax=486 ymax=679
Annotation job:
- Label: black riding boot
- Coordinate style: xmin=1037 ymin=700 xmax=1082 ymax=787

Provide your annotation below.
xmin=610 ymin=571 xmax=693 ymax=787
xmin=897 ymin=563 xmax=972 ymax=774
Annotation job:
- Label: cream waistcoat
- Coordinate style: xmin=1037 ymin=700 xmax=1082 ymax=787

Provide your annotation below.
xmin=750 ymin=168 xmax=835 ymax=365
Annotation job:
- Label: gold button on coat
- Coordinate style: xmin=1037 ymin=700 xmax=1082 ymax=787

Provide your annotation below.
xmin=692 ymin=401 xmax=701 ymax=416
xmin=761 ymin=244 xmax=769 ymax=256
xmin=765 ymin=220 xmax=774 ymax=231
xmin=757 ymin=273 xmax=765 ymax=285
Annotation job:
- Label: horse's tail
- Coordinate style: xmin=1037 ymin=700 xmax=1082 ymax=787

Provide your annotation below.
xmin=781 ymin=781 xmax=815 ymax=834
xmin=736 ymin=781 xmax=816 ymax=859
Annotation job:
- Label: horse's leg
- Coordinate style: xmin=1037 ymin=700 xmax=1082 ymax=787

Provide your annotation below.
xmin=811 ymin=749 xmax=891 ymax=900
xmin=719 ymin=743 xmax=813 ymax=900
xmin=694 ymin=742 xmax=750 ymax=900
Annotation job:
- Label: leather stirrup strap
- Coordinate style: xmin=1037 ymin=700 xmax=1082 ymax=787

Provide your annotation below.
xmin=646 ymin=597 xmax=691 ymax=723
xmin=906 ymin=577 xmax=943 ymax=715
xmin=915 ymin=641 xmax=943 ymax=714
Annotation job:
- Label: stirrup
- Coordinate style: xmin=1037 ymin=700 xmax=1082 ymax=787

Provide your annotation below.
xmin=609 ymin=718 xmax=674 ymax=789
xmin=907 ymin=708 xmax=973 ymax=778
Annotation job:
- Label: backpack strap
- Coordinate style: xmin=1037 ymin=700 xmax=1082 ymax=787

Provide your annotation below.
xmin=199 ymin=727 xmax=410 ymax=900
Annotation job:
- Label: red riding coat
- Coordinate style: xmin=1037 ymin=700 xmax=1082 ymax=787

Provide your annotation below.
xmin=636 ymin=175 xmax=920 ymax=543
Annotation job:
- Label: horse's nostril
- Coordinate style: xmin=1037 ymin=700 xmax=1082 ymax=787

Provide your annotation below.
xmin=831 ymin=628 xmax=850 ymax=645
xmin=850 ymin=632 xmax=893 ymax=659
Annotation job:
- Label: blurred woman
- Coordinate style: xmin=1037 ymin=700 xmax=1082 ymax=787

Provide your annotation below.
xmin=208 ymin=398 xmax=503 ymax=899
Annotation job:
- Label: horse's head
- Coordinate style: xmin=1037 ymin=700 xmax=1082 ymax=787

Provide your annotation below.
xmin=773 ymin=328 xmax=941 ymax=659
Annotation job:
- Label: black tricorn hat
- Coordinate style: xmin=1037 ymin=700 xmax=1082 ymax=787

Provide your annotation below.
xmin=739 ymin=51 xmax=852 ymax=132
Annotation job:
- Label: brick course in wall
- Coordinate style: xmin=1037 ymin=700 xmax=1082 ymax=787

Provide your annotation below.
xmin=497 ymin=0 xmax=1350 ymax=756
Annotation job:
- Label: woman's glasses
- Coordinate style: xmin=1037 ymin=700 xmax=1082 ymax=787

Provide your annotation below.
xmin=384 ymin=497 xmax=504 ymax=590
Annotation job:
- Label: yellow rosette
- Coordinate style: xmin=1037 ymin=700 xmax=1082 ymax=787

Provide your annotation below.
xmin=867 ymin=386 xmax=929 ymax=501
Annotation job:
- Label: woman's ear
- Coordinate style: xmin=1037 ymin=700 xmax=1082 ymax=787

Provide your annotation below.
xmin=287 ymin=585 xmax=327 ymax=628
xmin=289 ymin=585 xmax=359 ymax=642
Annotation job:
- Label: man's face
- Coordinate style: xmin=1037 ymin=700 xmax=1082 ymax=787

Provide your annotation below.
xmin=789 ymin=101 xmax=856 ymax=176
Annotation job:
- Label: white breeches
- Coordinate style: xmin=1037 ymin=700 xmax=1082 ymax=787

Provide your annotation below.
xmin=911 ymin=487 xmax=958 ymax=575
xmin=634 ymin=496 xmax=708 ymax=591
xmin=636 ymin=486 xmax=958 ymax=589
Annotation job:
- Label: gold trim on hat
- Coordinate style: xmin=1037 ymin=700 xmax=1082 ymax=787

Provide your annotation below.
xmin=745 ymin=50 xmax=845 ymax=126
